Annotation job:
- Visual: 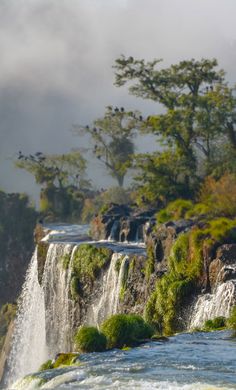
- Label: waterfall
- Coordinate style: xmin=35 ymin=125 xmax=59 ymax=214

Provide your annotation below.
xmin=89 ymin=253 xmax=128 ymax=326
xmin=189 ymin=280 xmax=236 ymax=329
xmin=6 ymin=249 xmax=47 ymax=385
xmin=42 ymin=243 xmax=76 ymax=356
xmin=6 ymin=243 xmax=75 ymax=386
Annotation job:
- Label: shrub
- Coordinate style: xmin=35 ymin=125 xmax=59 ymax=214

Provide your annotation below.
xmin=227 ymin=306 xmax=236 ymax=331
xmin=156 ymin=199 xmax=193 ymax=223
xmin=39 ymin=360 xmax=53 ymax=371
xmin=74 ymin=326 xmax=107 ymax=352
xmin=204 ymin=316 xmax=226 ymax=331
xmin=199 ymin=174 xmax=236 ymax=218
xmin=101 ymin=314 xmax=154 ymax=349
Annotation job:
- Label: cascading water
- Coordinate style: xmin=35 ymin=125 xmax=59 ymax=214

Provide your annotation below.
xmin=6 ymin=249 xmax=47 ymax=385
xmin=42 ymin=243 xmax=76 ymax=355
xmin=6 ymin=242 xmax=76 ymax=386
xmin=189 ymin=279 xmax=236 ymax=329
xmin=88 ymin=253 xmax=128 ymax=326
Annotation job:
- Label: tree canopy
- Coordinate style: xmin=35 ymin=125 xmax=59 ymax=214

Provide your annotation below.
xmin=114 ymin=56 xmax=236 ymax=204
xmin=75 ymin=106 xmax=141 ymax=187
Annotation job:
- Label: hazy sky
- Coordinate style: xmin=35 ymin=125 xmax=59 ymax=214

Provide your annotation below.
xmin=0 ymin=0 xmax=236 ymax=200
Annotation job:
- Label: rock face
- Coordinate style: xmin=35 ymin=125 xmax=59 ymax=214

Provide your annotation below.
xmin=90 ymin=205 xmax=157 ymax=242
xmin=209 ymin=244 xmax=236 ymax=289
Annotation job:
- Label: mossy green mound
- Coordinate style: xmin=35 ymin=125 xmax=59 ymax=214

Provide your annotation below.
xmin=101 ymin=314 xmax=154 ymax=349
xmin=203 ymin=316 xmax=226 ymax=331
xmin=227 ymin=306 xmax=236 ymax=332
xmin=39 ymin=353 xmax=79 ymax=371
xmin=74 ymin=326 xmax=107 ymax=352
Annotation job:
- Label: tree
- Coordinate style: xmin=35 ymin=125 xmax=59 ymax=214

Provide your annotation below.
xmin=134 ymin=149 xmax=198 ymax=206
xmin=114 ymin=56 xmax=236 ymax=201
xmin=75 ymin=106 xmax=140 ymax=187
xmin=16 ymin=150 xmax=90 ymax=220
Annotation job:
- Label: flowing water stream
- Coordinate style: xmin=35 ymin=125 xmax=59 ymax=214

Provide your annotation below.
xmin=11 ymin=331 xmax=236 ymax=389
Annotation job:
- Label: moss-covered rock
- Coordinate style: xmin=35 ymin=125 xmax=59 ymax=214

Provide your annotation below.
xmin=101 ymin=314 xmax=154 ymax=349
xmin=74 ymin=326 xmax=107 ymax=352
xmin=70 ymin=244 xmax=112 ymax=299
xmin=227 ymin=306 xmax=236 ymax=332
xmin=203 ymin=316 xmax=226 ymax=331
xmin=39 ymin=353 xmax=79 ymax=371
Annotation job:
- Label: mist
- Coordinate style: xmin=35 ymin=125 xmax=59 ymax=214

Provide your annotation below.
xmin=0 ymin=0 xmax=236 ymax=201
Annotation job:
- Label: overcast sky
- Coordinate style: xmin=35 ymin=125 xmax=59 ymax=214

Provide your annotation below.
xmin=0 ymin=0 xmax=236 ymax=200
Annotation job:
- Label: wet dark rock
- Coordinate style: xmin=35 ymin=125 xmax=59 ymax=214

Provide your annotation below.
xmin=209 ymin=244 xmax=236 ymax=289
xmin=90 ymin=205 xmax=157 ymax=242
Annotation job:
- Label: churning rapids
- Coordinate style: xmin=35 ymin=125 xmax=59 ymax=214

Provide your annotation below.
xmin=2 ymin=224 xmax=236 ymax=390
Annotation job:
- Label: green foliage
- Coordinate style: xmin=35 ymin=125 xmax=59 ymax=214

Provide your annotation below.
xmin=145 ymin=215 xmax=236 ymax=335
xmin=74 ymin=326 xmax=107 ymax=353
xmin=134 ymin=150 xmax=197 ymax=207
xmin=76 ymin=106 xmax=139 ymax=187
xmin=70 ymin=244 xmax=112 ymax=299
xmin=145 ymin=245 xmax=155 ymax=281
xmin=72 ymin=244 xmax=112 ymax=281
xmin=199 ymin=174 xmax=236 ymax=218
xmin=39 ymin=360 xmax=53 ymax=371
xmin=114 ymin=56 xmax=236 ymax=204
xmin=227 ymin=306 xmax=236 ymax=331
xmin=53 ymin=353 xmax=79 ymax=368
xmin=204 ymin=218 xmax=236 ymax=242
xmin=15 ymin=151 xmax=90 ymax=221
xmin=70 ymin=276 xmax=81 ymax=299
xmin=203 ymin=317 xmax=226 ymax=331
xmin=39 ymin=354 xmax=79 ymax=371
xmin=61 ymin=253 xmax=71 ymax=270
xmin=101 ymin=314 xmax=154 ymax=349
xmin=156 ymin=199 xmax=193 ymax=223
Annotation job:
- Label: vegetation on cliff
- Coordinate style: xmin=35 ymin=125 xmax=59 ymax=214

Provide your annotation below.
xmin=145 ymin=215 xmax=236 ymax=335
xmin=70 ymin=244 xmax=112 ymax=298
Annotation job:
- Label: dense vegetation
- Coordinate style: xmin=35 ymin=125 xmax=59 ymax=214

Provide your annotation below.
xmin=0 ymin=191 xmax=38 ymax=308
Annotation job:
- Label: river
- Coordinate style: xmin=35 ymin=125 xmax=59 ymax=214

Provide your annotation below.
xmin=12 ymin=330 xmax=236 ymax=389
